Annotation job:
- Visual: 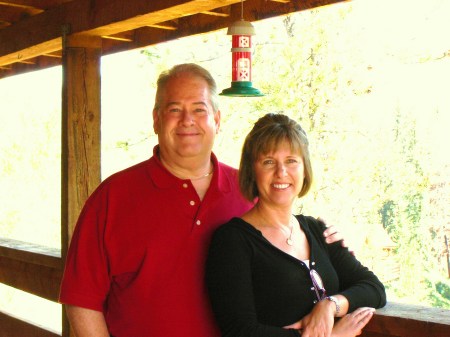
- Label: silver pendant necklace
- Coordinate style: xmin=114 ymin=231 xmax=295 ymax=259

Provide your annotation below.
xmin=259 ymin=212 xmax=296 ymax=246
xmin=286 ymin=216 xmax=295 ymax=246
xmin=286 ymin=229 xmax=294 ymax=245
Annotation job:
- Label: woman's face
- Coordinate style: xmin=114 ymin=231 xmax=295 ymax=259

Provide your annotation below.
xmin=254 ymin=140 xmax=305 ymax=208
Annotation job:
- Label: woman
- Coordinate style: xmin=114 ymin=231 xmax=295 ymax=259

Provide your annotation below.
xmin=206 ymin=113 xmax=386 ymax=337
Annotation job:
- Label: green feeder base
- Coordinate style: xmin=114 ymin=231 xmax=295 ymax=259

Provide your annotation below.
xmin=220 ymin=81 xmax=264 ymax=97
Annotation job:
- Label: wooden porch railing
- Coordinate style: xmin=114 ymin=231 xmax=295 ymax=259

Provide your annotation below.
xmin=362 ymin=302 xmax=450 ymax=337
xmin=0 ymin=238 xmax=449 ymax=337
xmin=0 ymin=238 xmax=62 ymax=337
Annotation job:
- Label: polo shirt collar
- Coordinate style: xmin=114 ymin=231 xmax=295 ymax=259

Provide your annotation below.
xmin=147 ymin=145 xmax=232 ymax=194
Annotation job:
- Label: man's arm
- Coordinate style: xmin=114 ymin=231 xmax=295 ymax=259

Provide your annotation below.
xmin=65 ymin=305 xmax=110 ymax=337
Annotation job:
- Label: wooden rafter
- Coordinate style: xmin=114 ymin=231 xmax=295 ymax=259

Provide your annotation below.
xmin=16 ymin=59 xmax=35 ymax=64
xmin=0 ymin=3 xmax=43 ymax=16
xmin=0 ymin=0 xmax=243 ymax=67
xmin=147 ymin=23 xmax=178 ymax=30
xmin=101 ymin=35 xmax=133 ymax=42
xmin=0 ymin=0 xmax=347 ymax=79
xmin=42 ymin=51 xmax=61 ymax=58
xmin=0 ymin=0 xmax=71 ymax=10
xmin=201 ymin=10 xmax=230 ymax=17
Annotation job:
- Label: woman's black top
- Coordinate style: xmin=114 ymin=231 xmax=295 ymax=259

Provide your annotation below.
xmin=205 ymin=215 xmax=386 ymax=337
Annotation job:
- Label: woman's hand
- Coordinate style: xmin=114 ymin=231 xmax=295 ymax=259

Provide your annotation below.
xmin=283 ymin=321 xmax=301 ymax=330
xmin=287 ymin=299 xmax=335 ymax=337
xmin=331 ymin=307 xmax=375 ymax=337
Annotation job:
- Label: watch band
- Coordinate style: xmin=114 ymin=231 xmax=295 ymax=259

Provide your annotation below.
xmin=326 ymin=296 xmax=340 ymax=316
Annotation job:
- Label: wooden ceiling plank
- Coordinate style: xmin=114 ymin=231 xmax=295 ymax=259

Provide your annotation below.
xmin=147 ymin=23 xmax=178 ymax=30
xmin=43 ymin=52 xmax=62 ymax=58
xmin=17 ymin=59 xmax=35 ymax=64
xmin=80 ymin=0 xmax=242 ymax=36
xmin=0 ymin=0 xmax=242 ymax=66
xmin=0 ymin=0 xmax=347 ymax=75
xmin=101 ymin=35 xmax=133 ymax=42
xmin=103 ymin=0 xmax=347 ymax=58
xmin=0 ymin=4 xmax=43 ymax=21
xmin=0 ymin=1 xmax=39 ymax=10
xmin=0 ymin=37 xmax=61 ymax=66
xmin=201 ymin=10 xmax=230 ymax=17
xmin=0 ymin=50 xmax=61 ymax=78
xmin=0 ymin=0 xmax=71 ymax=10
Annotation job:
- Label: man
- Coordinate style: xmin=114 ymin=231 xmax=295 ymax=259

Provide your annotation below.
xmin=60 ymin=63 xmax=344 ymax=337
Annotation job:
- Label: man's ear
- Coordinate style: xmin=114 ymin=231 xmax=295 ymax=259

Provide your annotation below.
xmin=152 ymin=109 xmax=159 ymax=134
xmin=215 ymin=109 xmax=221 ymax=134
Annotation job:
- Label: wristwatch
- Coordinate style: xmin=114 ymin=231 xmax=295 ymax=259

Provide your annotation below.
xmin=326 ymin=296 xmax=340 ymax=316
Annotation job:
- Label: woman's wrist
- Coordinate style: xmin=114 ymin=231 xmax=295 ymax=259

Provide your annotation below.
xmin=325 ymin=296 xmax=340 ymax=316
xmin=317 ymin=296 xmax=338 ymax=317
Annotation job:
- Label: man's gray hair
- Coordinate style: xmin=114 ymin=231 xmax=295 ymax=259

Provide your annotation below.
xmin=153 ymin=63 xmax=219 ymax=114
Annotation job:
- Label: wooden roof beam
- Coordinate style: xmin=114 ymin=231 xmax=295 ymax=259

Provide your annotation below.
xmin=0 ymin=0 xmax=72 ymax=10
xmin=101 ymin=35 xmax=133 ymax=42
xmin=0 ymin=0 xmax=242 ymax=66
xmin=42 ymin=51 xmax=62 ymax=58
xmin=80 ymin=0 xmax=241 ymax=36
xmin=0 ymin=4 xmax=42 ymax=21
xmin=101 ymin=0 xmax=347 ymax=58
xmin=200 ymin=10 xmax=230 ymax=17
xmin=147 ymin=23 xmax=178 ymax=30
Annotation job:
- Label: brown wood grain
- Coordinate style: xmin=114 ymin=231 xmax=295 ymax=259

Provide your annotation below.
xmin=0 ymin=255 xmax=62 ymax=301
xmin=0 ymin=310 xmax=60 ymax=337
xmin=361 ymin=302 xmax=450 ymax=337
xmin=61 ymin=36 xmax=102 ymax=252
xmin=0 ymin=0 xmax=347 ymax=76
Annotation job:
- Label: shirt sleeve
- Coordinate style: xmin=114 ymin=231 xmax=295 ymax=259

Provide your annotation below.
xmin=311 ymin=217 xmax=387 ymax=312
xmin=59 ymin=184 xmax=111 ymax=312
xmin=205 ymin=222 xmax=300 ymax=337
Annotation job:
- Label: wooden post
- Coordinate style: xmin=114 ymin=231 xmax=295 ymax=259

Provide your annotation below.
xmin=60 ymin=33 xmax=102 ymax=337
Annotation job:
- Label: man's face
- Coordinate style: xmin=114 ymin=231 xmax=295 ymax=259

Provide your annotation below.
xmin=153 ymin=73 xmax=220 ymax=163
